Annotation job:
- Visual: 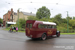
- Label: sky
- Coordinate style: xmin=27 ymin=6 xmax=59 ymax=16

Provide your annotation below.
xmin=0 ymin=0 xmax=75 ymax=19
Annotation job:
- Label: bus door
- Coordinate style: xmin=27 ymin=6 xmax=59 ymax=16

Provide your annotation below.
xmin=26 ymin=23 xmax=33 ymax=35
xmin=51 ymin=25 xmax=57 ymax=35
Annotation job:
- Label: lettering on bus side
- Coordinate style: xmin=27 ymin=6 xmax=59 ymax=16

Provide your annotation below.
xmin=47 ymin=30 xmax=53 ymax=34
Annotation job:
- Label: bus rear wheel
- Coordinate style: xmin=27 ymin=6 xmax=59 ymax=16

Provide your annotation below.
xmin=41 ymin=34 xmax=47 ymax=40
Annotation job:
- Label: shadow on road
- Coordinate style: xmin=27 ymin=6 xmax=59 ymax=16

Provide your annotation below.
xmin=26 ymin=35 xmax=58 ymax=42
xmin=24 ymin=36 xmax=59 ymax=45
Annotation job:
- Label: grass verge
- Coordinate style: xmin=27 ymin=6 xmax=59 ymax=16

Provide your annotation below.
xmin=3 ymin=28 xmax=25 ymax=33
xmin=61 ymin=33 xmax=75 ymax=35
xmin=3 ymin=28 xmax=75 ymax=34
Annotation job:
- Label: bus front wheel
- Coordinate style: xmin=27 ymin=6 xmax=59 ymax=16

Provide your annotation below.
xmin=41 ymin=34 xmax=47 ymax=40
xmin=56 ymin=33 xmax=60 ymax=37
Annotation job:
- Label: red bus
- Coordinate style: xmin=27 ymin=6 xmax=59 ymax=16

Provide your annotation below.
xmin=25 ymin=20 xmax=60 ymax=40
xmin=0 ymin=24 xmax=1 ymax=27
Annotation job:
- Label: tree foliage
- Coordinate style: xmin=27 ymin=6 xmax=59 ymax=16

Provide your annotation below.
xmin=53 ymin=14 xmax=62 ymax=25
xmin=36 ymin=6 xmax=51 ymax=19
xmin=0 ymin=18 xmax=3 ymax=24
xmin=73 ymin=16 xmax=75 ymax=19
xmin=69 ymin=20 xmax=75 ymax=29
xmin=62 ymin=18 xmax=67 ymax=23
xmin=27 ymin=16 xmax=38 ymax=20
xmin=66 ymin=16 xmax=72 ymax=20
xmin=19 ymin=19 xmax=26 ymax=28
xmin=16 ymin=19 xmax=26 ymax=28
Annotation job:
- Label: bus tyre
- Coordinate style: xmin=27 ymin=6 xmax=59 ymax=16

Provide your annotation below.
xmin=56 ymin=33 xmax=60 ymax=37
xmin=41 ymin=34 xmax=47 ymax=40
xmin=32 ymin=38 xmax=36 ymax=40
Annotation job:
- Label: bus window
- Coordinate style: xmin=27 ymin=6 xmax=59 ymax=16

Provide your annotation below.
xmin=55 ymin=26 xmax=57 ymax=28
xmin=52 ymin=25 xmax=56 ymax=29
xmin=43 ymin=25 xmax=47 ymax=28
xmin=38 ymin=24 xmax=47 ymax=28
xmin=38 ymin=24 xmax=41 ymax=28
xmin=48 ymin=25 xmax=52 ymax=28
xmin=30 ymin=24 xmax=32 ymax=28
xmin=26 ymin=23 xmax=29 ymax=28
xmin=52 ymin=25 xmax=54 ymax=28
xmin=54 ymin=25 xmax=57 ymax=28
xmin=26 ymin=23 xmax=32 ymax=28
xmin=38 ymin=24 xmax=43 ymax=28
xmin=38 ymin=24 xmax=48 ymax=28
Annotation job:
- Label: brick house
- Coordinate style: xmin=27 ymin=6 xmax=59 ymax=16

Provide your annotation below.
xmin=3 ymin=8 xmax=36 ymax=27
xmin=3 ymin=8 xmax=15 ymax=27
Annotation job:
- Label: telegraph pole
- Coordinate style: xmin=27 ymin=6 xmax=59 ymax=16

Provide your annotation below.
xmin=67 ymin=11 xmax=69 ymax=33
xmin=18 ymin=9 xmax=19 ymax=30
xmin=6 ymin=13 xmax=8 ymax=28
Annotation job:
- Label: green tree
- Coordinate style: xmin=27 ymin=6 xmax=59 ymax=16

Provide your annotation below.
xmin=69 ymin=20 xmax=75 ymax=29
xmin=0 ymin=18 xmax=3 ymax=24
xmin=27 ymin=16 xmax=38 ymax=20
xmin=66 ymin=16 xmax=72 ymax=20
xmin=62 ymin=18 xmax=67 ymax=23
xmin=36 ymin=6 xmax=51 ymax=19
xmin=16 ymin=19 xmax=26 ymax=28
xmin=73 ymin=16 xmax=75 ymax=19
xmin=19 ymin=19 xmax=26 ymax=28
xmin=53 ymin=14 xmax=62 ymax=24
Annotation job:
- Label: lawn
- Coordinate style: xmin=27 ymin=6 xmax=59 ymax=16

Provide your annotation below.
xmin=3 ymin=28 xmax=25 ymax=33
xmin=3 ymin=28 xmax=75 ymax=34
xmin=61 ymin=33 xmax=75 ymax=35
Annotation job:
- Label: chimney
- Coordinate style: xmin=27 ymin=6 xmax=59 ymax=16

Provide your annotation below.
xmin=11 ymin=8 xmax=13 ymax=12
xmin=11 ymin=8 xmax=13 ymax=13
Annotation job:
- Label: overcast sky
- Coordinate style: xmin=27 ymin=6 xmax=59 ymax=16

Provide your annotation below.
xmin=0 ymin=0 xmax=75 ymax=19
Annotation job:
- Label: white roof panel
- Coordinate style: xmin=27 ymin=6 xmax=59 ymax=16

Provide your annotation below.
xmin=43 ymin=22 xmax=56 ymax=25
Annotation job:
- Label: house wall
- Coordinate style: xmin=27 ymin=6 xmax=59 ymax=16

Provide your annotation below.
xmin=17 ymin=10 xmax=29 ymax=20
xmin=18 ymin=12 xmax=28 ymax=20
xmin=13 ymin=15 xmax=18 ymax=22
xmin=3 ymin=8 xmax=35 ymax=27
xmin=3 ymin=8 xmax=13 ymax=27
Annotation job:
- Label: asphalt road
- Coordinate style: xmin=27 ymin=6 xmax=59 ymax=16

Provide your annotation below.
xmin=0 ymin=27 xmax=75 ymax=50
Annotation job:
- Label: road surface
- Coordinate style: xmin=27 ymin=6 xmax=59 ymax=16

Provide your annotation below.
xmin=0 ymin=27 xmax=75 ymax=50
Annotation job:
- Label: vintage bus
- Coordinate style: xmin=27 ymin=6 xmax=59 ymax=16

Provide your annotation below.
xmin=25 ymin=20 xmax=60 ymax=40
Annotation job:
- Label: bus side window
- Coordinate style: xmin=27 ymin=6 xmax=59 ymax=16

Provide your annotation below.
xmin=48 ymin=25 xmax=52 ymax=28
xmin=44 ymin=25 xmax=47 ymax=28
xmin=38 ymin=24 xmax=42 ymax=28
xmin=54 ymin=25 xmax=57 ymax=28
xmin=27 ymin=23 xmax=29 ymax=28
xmin=52 ymin=25 xmax=55 ymax=28
xmin=38 ymin=24 xmax=45 ymax=28
xmin=38 ymin=24 xmax=48 ymax=28
xmin=38 ymin=24 xmax=41 ymax=28
xmin=30 ymin=24 xmax=32 ymax=28
xmin=41 ymin=24 xmax=44 ymax=28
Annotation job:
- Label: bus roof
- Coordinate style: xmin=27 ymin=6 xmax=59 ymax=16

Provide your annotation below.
xmin=36 ymin=20 xmax=56 ymax=25
xmin=42 ymin=21 xmax=56 ymax=25
xmin=26 ymin=20 xmax=56 ymax=25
